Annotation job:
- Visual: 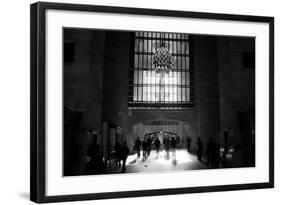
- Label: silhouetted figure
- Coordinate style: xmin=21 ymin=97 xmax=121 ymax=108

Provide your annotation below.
xmin=164 ymin=137 xmax=170 ymax=158
xmin=85 ymin=140 xmax=105 ymax=174
xmin=186 ymin=136 xmax=192 ymax=152
xmin=142 ymin=138 xmax=147 ymax=160
xmin=154 ymin=137 xmax=161 ymax=158
xmin=171 ymin=137 xmax=177 ymax=159
xmin=206 ymin=138 xmax=215 ymax=166
xmin=114 ymin=142 xmax=121 ymax=168
xmin=176 ymin=136 xmax=180 ymax=145
xmin=196 ymin=137 xmax=203 ymax=162
xmin=146 ymin=137 xmax=152 ymax=157
xmin=134 ymin=137 xmax=142 ymax=158
xmin=120 ymin=141 xmax=129 ymax=173
xmin=211 ymin=143 xmax=221 ymax=168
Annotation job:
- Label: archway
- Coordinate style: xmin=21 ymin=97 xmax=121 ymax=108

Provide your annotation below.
xmin=132 ymin=119 xmax=191 ymax=147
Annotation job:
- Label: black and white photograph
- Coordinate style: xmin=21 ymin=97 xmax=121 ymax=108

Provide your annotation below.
xmin=63 ymin=29 xmax=256 ymax=176
xmin=29 ymin=2 xmax=274 ymax=203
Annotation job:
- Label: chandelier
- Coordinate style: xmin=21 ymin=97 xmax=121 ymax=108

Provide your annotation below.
xmin=152 ymin=33 xmax=175 ymax=74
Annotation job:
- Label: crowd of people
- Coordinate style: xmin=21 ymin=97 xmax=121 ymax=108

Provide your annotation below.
xmin=113 ymin=141 xmax=130 ymax=172
xmin=133 ymin=135 xmax=222 ymax=164
xmin=84 ymin=134 xmax=225 ymax=175
xmin=84 ymin=137 xmax=130 ymax=174
xmin=195 ymin=137 xmax=222 ymax=168
xmin=134 ymin=135 xmax=180 ymax=160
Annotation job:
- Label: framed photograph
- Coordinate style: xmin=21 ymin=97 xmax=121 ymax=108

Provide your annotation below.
xmin=30 ymin=2 xmax=274 ymax=203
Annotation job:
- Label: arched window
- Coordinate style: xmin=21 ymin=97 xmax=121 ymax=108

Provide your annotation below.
xmin=128 ymin=32 xmax=194 ymax=109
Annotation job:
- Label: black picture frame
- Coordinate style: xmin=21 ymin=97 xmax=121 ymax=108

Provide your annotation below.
xmin=30 ymin=2 xmax=274 ymax=203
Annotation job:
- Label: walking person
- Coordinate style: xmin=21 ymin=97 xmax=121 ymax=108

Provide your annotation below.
xmin=120 ymin=141 xmax=129 ymax=173
xmin=186 ymin=136 xmax=192 ymax=152
xmin=154 ymin=137 xmax=161 ymax=158
xmin=114 ymin=142 xmax=121 ymax=168
xmin=134 ymin=137 xmax=142 ymax=158
xmin=171 ymin=136 xmax=177 ymax=159
xmin=196 ymin=137 xmax=203 ymax=162
xmin=146 ymin=136 xmax=152 ymax=157
xmin=211 ymin=143 xmax=221 ymax=168
xmin=142 ymin=137 xmax=147 ymax=160
xmin=164 ymin=136 xmax=170 ymax=159
xmin=206 ymin=138 xmax=214 ymax=166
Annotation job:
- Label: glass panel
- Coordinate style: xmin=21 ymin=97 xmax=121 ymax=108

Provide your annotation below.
xmin=147 ymin=85 xmax=151 ymax=101
xmin=185 ymin=57 xmax=190 ymax=70
xmin=143 ymin=55 xmax=148 ymax=68
xmin=173 ymin=56 xmax=178 ymax=69
xmin=182 ymin=56 xmax=185 ymax=69
xmin=135 ymin=38 xmax=139 ymax=52
xmin=147 ymin=55 xmax=152 ymax=69
xmin=182 ymin=72 xmax=186 ymax=84
xmin=138 ymin=87 xmax=142 ymax=101
xmin=186 ymin=72 xmax=190 ymax=85
xmin=142 ymin=71 xmax=148 ymax=84
xmin=185 ymin=42 xmax=190 ymax=55
xmin=138 ymin=55 xmax=143 ymax=68
xmin=182 ymin=87 xmax=185 ymax=101
xmin=134 ymin=70 xmax=138 ymax=84
xmin=134 ymin=54 xmax=138 ymax=68
xmin=139 ymin=39 xmax=144 ymax=52
xmin=177 ymin=87 xmax=181 ymax=102
xmin=178 ymin=56 xmax=182 ymax=70
xmin=151 ymin=85 xmax=156 ymax=102
xmin=171 ymin=87 xmax=177 ymax=101
xmin=133 ymin=87 xmax=137 ymax=101
xmin=138 ymin=71 xmax=143 ymax=84
xmin=186 ymin=88 xmax=190 ymax=101
xmin=143 ymin=87 xmax=147 ymax=101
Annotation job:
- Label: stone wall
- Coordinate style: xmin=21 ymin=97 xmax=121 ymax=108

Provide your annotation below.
xmin=101 ymin=31 xmax=131 ymax=142
xmin=217 ymin=37 xmax=255 ymax=146
xmin=193 ymin=36 xmax=221 ymax=145
xmin=64 ymin=29 xmax=106 ymax=175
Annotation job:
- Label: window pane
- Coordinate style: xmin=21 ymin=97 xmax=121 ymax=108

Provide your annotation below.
xmin=134 ymin=54 xmax=138 ymax=68
xmin=177 ymin=87 xmax=181 ymax=101
xmin=186 ymin=88 xmax=190 ymax=101
xmin=185 ymin=57 xmax=190 ymax=70
xmin=185 ymin=42 xmax=190 ymax=55
xmin=138 ymin=87 xmax=142 ymax=101
xmin=182 ymin=87 xmax=185 ymax=101
xmin=186 ymin=72 xmax=190 ymax=85
xmin=134 ymin=70 xmax=138 ymax=84
xmin=182 ymin=72 xmax=186 ymax=84
xmin=133 ymin=87 xmax=137 ymax=101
